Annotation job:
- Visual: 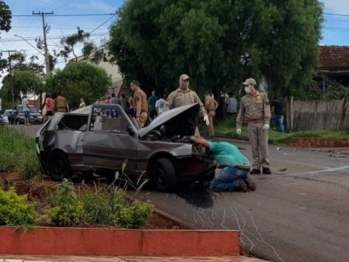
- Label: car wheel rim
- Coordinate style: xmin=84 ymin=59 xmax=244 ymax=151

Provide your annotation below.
xmin=53 ymin=160 xmax=65 ymax=174
xmin=156 ymin=166 xmax=166 ymax=185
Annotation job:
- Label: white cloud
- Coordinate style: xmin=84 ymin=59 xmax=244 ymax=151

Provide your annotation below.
xmin=321 ymin=0 xmax=349 ymax=14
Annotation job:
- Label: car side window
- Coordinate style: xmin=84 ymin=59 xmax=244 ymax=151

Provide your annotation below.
xmin=90 ymin=105 xmax=129 ymax=133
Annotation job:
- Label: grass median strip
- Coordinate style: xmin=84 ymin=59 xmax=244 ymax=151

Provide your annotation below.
xmin=0 ymin=126 xmax=41 ymax=179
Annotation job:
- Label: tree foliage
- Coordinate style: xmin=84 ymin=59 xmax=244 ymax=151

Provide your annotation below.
xmin=108 ymin=0 xmax=323 ymax=98
xmin=1 ymin=70 xmax=44 ymax=102
xmin=0 ymin=52 xmax=45 ymax=103
xmin=0 ymin=1 xmax=11 ymax=36
xmin=45 ymin=61 xmax=112 ymax=109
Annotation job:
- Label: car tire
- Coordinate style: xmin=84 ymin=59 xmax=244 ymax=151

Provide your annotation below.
xmin=48 ymin=151 xmax=71 ymax=181
xmin=154 ymin=158 xmax=177 ymax=192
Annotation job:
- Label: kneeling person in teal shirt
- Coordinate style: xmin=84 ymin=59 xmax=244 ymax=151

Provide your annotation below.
xmin=190 ymin=136 xmax=256 ymax=192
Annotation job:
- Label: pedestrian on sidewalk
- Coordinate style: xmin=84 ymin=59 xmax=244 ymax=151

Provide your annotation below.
xmin=236 ymin=78 xmax=272 ymax=175
xmin=190 ymin=136 xmax=256 ymax=192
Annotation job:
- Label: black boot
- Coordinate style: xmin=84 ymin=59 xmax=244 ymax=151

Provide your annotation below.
xmin=262 ymin=167 xmax=272 ymax=175
xmin=250 ymin=169 xmax=261 ymax=175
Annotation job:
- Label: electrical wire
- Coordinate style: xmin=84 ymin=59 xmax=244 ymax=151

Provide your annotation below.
xmin=11 ymin=13 xmax=115 ymax=17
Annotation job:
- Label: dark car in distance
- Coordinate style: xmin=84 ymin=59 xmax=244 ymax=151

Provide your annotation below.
xmin=35 ymin=103 xmax=216 ymax=192
xmin=9 ymin=105 xmax=42 ymax=125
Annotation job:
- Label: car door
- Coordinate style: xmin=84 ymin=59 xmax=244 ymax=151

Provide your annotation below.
xmin=82 ymin=104 xmax=138 ymax=173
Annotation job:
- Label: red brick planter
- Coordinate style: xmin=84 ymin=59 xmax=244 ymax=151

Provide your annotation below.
xmin=286 ymin=137 xmax=349 ymax=148
xmin=0 ymin=227 xmax=239 ymax=257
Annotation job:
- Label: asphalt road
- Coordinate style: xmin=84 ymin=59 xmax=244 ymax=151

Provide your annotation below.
xmin=16 ymin=124 xmax=349 ymax=262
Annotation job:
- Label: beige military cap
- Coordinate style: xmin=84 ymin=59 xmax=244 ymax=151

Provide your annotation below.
xmin=242 ymin=78 xmax=257 ymax=85
xmin=179 ymin=74 xmax=190 ymax=82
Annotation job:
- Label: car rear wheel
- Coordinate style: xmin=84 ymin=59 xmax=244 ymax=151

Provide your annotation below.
xmin=48 ymin=151 xmax=71 ymax=181
xmin=154 ymin=158 xmax=177 ymax=192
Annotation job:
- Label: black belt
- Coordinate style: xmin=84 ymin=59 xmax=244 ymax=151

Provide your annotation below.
xmin=218 ymin=165 xmax=250 ymax=170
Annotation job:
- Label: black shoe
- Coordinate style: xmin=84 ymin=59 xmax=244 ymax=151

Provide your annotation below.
xmin=262 ymin=167 xmax=272 ymax=175
xmin=236 ymin=178 xmax=248 ymax=192
xmin=250 ymin=169 xmax=261 ymax=175
xmin=243 ymin=177 xmax=256 ymax=191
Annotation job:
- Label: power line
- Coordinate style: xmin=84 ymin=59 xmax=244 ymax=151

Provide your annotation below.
xmin=0 ymin=33 xmax=108 ymax=42
xmin=12 ymin=13 xmax=115 ymax=17
xmin=90 ymin=15 xmax=115 ymax=34
xmin=324 ymin=12 xmax=349 ymax=17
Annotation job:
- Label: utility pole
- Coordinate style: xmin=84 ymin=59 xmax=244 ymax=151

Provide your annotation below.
xmin=1 ymin=50 xmax=17 ymax=107
xmin=32 ymin=11 xmax=54 ymax=77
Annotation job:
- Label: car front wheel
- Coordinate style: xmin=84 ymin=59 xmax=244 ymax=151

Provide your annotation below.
xmin=48 ymin=151 xmax=71 ymax=181
xmin=154 ymin=158 xmax=177 ymax=192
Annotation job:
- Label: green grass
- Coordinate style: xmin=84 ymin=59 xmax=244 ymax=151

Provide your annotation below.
xmin=199 ymin=117 xmax=349 ymax=144
xmin=0 ymin=126 xmax=41 ymax=179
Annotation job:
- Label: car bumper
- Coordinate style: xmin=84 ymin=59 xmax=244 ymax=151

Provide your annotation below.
xmin=175 ymin=155 xmax=216 ymax=181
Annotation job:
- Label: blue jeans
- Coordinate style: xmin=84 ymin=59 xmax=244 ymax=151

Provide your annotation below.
xmin=271 ymin=115 xmax=284 ymax=132
xmin=210 ymin=166 xmax=249 ymax=192
xmin=23 ymin=111 xmax=30 ymax=119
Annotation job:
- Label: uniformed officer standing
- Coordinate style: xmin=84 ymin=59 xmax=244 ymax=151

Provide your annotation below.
xmin=204 ymin=92 xmax=219 ymax=138
xmin=55 ymin=92 xmax=69 ymax=112
xmin=165 ymin=74 xmax=210 ymax=127
xmin=130 ymin=80 xmax=148 ymax=128
xmin=236 ymin=78 xmax=271 ymax=175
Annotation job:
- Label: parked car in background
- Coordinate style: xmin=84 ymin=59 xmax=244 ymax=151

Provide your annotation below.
xmin=1 ymin=109 xmax=13 ymax=125
xmin=35 ymin=103 xmax=216 ymax=192
xmin=8 ymin=105 xmax=42 ymax=125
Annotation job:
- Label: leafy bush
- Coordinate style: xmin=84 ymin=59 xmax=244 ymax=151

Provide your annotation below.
xmin=79 ymin=186 xmax=153 ymax=228
xmin=0 ymin=187 xmax=39 ymax=227
xmin=46 ymin=179 xmax=86 ymax=226
xmin=0 ymin=127 xmax=41 ymax=179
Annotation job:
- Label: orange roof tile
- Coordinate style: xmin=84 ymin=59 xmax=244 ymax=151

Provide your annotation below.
xmin=320 ymin=45 xmax=349 ymax=69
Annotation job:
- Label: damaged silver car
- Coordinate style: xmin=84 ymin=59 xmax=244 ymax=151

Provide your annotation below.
xmin=35 ymin=103 xmax=216 ymax=191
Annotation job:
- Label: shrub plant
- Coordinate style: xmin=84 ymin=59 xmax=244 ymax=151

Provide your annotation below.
xmin=46 ymin=179 xmax=86 ymax=226
xmin=0 ymin=187 xmax=39 ymax=227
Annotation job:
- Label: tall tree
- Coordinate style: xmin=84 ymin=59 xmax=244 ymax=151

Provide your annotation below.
xmin=45 ymin=61 xmax=112 ymax=109
xmin=108 ymin=0 xmax=323 ymax=98
xmin=0 ymin=1 xmax=11 ymax=36
xmin=1 ymin=70 xmax=43 ymax=102
xmin=57 ymin=27 xmax=90 ymax=62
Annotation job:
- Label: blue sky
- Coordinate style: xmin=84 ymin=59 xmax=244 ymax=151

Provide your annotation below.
xmin=0 ymin=0 xmax=348 ymax=71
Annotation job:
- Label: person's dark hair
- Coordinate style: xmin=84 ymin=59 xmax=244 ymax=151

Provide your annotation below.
xmin=46 ymin=94 xmax=50 ymax=98
xmin=121 ymin=93 xmax=126 ymax=98
xmin=111 ymin=93 xmax=116 ymax=97
xmin=131 ymin=80 xmax=140 ymax=87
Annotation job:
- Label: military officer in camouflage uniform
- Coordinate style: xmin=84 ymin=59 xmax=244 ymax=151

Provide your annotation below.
xmin=236 ymin=78 xmax=272 ymax=175
xmin=165 ymin=74 xmax=210 ymax=129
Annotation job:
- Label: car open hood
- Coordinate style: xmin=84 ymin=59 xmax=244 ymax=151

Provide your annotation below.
xmin=138 ymin=103 xmax=200 ymax=138
xmin=70 ymin=105 xmax=92 ymax=114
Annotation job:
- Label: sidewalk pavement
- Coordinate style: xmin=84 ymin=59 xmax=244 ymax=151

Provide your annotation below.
xmin=0 ymin=256 xmax=270 ymax=262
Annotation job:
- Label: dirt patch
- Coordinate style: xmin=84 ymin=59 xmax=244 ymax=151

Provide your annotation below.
xmin=285 ymin=137 xmax=349 ymax=148
xmin=0 ymin=171 xmax=187 ymax=230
